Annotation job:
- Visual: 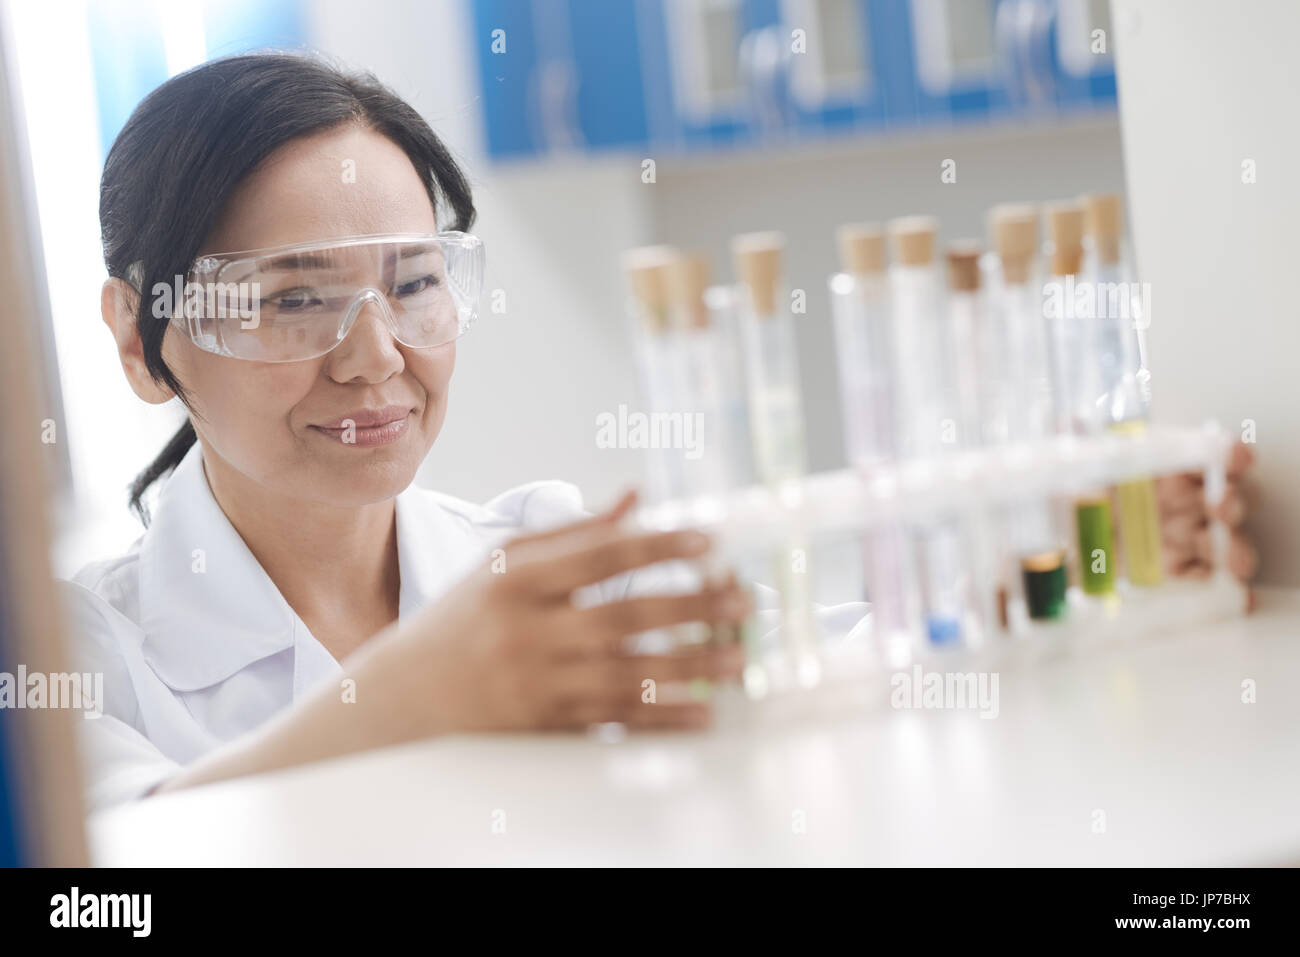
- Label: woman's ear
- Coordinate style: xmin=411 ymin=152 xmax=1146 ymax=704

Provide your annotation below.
xmin=101 ymin=278 xmax=175 ymax=404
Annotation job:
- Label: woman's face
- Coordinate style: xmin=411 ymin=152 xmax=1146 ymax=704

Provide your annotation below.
xmin=163 ymin=123 xmax=455 ymax=507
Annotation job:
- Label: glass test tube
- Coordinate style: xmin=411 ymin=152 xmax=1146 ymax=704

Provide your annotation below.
xmin=702 ymin=284 xmax=758 ymax=490
xmin=944 ymin=243 xmax=999 ymax=641
xmin=990 ymin=205 xmax=1069 ymax=622
xmin=829 ymin=223 xmax=917 ymax=667
xmin=732 ymin=231 xmax=821 ymax=690
xmin=888 ymin=217 xmax=946 ymax=462
xmin=1045 ymin=202 xmax=1120 ymax=601
xmin=623 ymin=246 xmax=688 ymax=506
xmin=888 ymin=217 xmax=979 ymax=648
xmin=666 ymin=253 xmax=747 ymax=650
xmin=1083 ymin=193 xmax=1164 ymax=588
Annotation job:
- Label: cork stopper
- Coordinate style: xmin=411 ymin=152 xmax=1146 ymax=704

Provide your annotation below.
xmin=622 ymin=245 xmax=678 ymax=333
xmin=946 ymin=241 xmax=982 ymax=292
xmin=837 ymin=223 xmax=885 ymax=275
xmin=667 ymin=252 xmax=712 ymax=330
xmin=731 ymin=231 xmax=784 ymax=317
xmin=1082 ymin=193 xmax=1123 ymax=266
xmin=887 ymin=216 xmax=937 ymax=266
xmin=989 ymin=204 xmax=1038 ymax=285
xmin=1046 ymin=202 xmax=1085 ymax=277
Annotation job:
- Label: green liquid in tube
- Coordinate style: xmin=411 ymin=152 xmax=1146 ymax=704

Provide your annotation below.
xmin=1075 ymin=496 xmax=1117 ymax=595
xmin=1021 ymin=550 xmax=1067 ymax=620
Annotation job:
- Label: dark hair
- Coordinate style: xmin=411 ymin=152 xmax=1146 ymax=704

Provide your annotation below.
xmin=100 ymin=52 xmax=476 ymax=524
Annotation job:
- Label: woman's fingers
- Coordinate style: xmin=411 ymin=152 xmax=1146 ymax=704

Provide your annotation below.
xmin=501 ymin=489 xmax=639 ymax=554
xmin=1226 ymin=440 xmax=1255 ymax=480
xmin=1227 ymin=528 xmax=1259 ymax=582
xmin=1165 ymin=523 xmax=1256 ymax=585
xmin=1157 ymin=472 xmax=1205 ymax=520
xmin=1212 ymin=484 xmax=1247 ymax=528
xmin=519 ymin=527 xmax=716 ymax=598
xmin=1161 ymin=509 xmax=1206 ymax=551
xmin=551 ymin=644 xmax=746 ymax=700
xmin=551 ymin=583 xmax=752 ymax=655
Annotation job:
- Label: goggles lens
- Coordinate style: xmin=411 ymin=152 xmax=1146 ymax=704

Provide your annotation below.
xmin=177 ymin=232 xmax=484 ymax=362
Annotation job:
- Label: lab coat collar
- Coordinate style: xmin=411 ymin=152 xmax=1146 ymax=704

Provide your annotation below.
xmin=138 ymin=443 xmax=483 ymax=693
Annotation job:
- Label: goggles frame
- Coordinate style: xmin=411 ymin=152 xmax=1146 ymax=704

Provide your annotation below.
xmin=161 ymin=231 xmax=484 ymax=363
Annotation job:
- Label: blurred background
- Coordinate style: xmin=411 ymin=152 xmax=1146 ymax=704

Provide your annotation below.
xmin=3 ymin=0 xmax=1293 ymax=585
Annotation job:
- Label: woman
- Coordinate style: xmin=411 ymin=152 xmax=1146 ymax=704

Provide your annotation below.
xmin=64 ymin=53 xmax=1255 ymax=811
xmin=67 ymin=53 xmax=759 ymax=811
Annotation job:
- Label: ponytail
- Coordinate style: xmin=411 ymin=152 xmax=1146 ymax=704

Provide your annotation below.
xmin=128 ymin=420 xmax=196 ymax=526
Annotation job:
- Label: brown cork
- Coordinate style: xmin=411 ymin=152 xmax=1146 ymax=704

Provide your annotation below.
xmin=887 ymin=216 xmax=938 ymax=266
xmin=837 ymin=222 xmax=885 ymax=275
xmin=667 ymin=252 xmax=712 ymax=330
xmin=1046 ymin=202 xmax=1085 ymax=277
xmin=1083 ymin=192 xmax=1123 ymax=266
xmin=731 ymin=231 xmax=784 ymax=316
xmin=1020 ymin=549 xmax=1064 ymax=574
xmin=622 ymin=245 xmax=678 ymax=332
xmin=946 ymin=241 xmax=983 ymax=292
xmin=989 ymin=204 xmax=1038 ymax=285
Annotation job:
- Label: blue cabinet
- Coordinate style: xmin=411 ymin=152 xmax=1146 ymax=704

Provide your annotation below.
xmin=469 ymin=0 xmax=653 ymax=158
xmin=466 ymin=0 xmax=1116 ymax=162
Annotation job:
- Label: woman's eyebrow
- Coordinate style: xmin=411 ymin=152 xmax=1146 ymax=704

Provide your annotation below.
xmin=263 ymin=252 xmax=336 ymax=272
xmin=227 ymin=245 xmax=438 ymax=283
xmin=224 ymin=252 xmax=334 ymax=284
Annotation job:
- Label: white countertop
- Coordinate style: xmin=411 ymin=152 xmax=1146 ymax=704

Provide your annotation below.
xmin=89 ymin=587 xmax=1300 ymax=866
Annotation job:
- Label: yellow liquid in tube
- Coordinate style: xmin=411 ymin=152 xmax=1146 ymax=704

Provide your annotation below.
xmin=1111 ymin=420 xmax=1164 ymax=586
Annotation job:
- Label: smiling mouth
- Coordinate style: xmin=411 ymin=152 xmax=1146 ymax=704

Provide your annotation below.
xmin=310 ymin=409 xmax=413 ymax=448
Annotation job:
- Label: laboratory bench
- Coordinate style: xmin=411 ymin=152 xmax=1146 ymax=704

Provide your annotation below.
xmin=88 ymin=587 xmax=1300 ymax=867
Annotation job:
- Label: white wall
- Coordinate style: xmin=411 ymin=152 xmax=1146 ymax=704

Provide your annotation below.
xmin=1112 ymin=0 xmax=1300 ymax=585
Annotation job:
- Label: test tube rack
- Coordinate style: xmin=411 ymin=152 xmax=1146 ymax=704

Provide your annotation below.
xmin=635 ymin=421 xmax=1247 ymax=709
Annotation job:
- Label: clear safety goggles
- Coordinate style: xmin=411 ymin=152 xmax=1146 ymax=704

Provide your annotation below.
xmin=161 ymin=232 xmax=484 ymax=362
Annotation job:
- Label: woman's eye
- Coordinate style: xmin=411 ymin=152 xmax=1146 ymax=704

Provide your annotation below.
xmin=393 ymin=274 xmax=439 ymax=298
xmin=265 ymin=287 xmax=323 ymax=312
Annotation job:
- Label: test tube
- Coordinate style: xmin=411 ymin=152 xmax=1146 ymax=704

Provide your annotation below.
xmin=1083 ymin=193 xmax=1164 ymax=588
xmin=829 ymin=223 xmax=918 ymax=666
xmin=989 ymin=205 xmax=1069 ymax=622
xmin=665 ymin=253 xmax=746 ymax=650
xmin=830 ymin=224 xmax=895 ymax=468
xmin=887 ymin=216 xmax=946 ymax=461
xmin=666 ymin=253 xmax=733 ymax=504
xmin=701 ymin=284 xmax=758 ymax=490
xmin=622 ymin=245 xmax=687 ymax=505
xmin=732 ymin=233 xmax=808 ymax=483
xmin=945 ymin=243 xmax=1000 ymax=638
xmin=1083 ymin=193 xmax=1151 ymax=415
xmin=887 ymin=217 xmax=979 ymax=647
xmin=990 ymin=205 xmax=1055 ymax=443
xmin=732 ymin=231 xmax=821 ymax=689
xmin=1045 ymin=202 xmax=1119 ymax=600
xmin=944 ymin=242 xmax=986 ymax=448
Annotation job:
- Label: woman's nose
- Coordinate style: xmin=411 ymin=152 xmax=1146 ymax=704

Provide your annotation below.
xmin=326 ymin=295 xmax=404 ymax=380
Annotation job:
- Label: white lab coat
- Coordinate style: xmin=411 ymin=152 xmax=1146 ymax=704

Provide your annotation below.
xmin=61 ymin=443 xmax=867 ymax=811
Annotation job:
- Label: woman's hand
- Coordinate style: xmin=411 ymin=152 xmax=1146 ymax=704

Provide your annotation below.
xmin=156 ymin=491 xmax=746 ymax=796
xmin=1157 ymin=441 xmax=1257 ymax=604
xmin=372 ymin=490 xmax=750 ymax=738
